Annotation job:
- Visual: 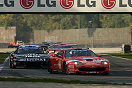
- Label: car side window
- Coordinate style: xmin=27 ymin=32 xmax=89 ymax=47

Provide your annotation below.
xmin=57 ymin=50 xmax=64 ymax=57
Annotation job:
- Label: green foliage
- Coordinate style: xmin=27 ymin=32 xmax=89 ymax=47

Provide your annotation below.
xmin=100 ymin=14 xmax=132 ymax=28
xmin=0 ymin=53 xmax=10 ymax=64
xmin=0 ymin=14 xmax=131 ymax=30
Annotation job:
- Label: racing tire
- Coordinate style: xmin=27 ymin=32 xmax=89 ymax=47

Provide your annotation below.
xmin=48 ymin=61 xmax=54 ymax=74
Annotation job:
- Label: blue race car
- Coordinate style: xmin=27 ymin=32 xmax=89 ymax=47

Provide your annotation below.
xmin=9 ymin=45 xmax=50 ymax=69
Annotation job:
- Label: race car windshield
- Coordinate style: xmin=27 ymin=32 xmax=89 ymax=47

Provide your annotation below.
xmin=65 ymin=50 xmax=97 ymax=57
xmin=50 ymin=45 xmax=72 ymax=49
xmin=17 ymin=48 xmax=44 ymax=54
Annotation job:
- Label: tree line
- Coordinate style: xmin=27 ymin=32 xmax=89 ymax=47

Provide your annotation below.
xmin=0 ymin=14 xmax=131 ymax=30
xmin=0 ymin=14 xmax=131 ymax=42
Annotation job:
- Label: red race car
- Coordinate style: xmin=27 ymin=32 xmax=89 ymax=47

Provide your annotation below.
xmin=48 ymin=48 xmax=110 ymax=75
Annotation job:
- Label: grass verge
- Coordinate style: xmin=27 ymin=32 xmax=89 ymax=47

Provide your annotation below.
xmin=0 ymin=53 xmax=10 ymax=64
xmin=108 ymin=53 xmax=132 ymax=59
xmin=0 ymin=77 xmax=128 ymax=85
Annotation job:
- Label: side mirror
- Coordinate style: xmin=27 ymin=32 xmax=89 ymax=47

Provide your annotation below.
xmin=58 ymin=55 xmax=62 ymax=58
xmin=97 ymin=55 xmax=102 ymax=57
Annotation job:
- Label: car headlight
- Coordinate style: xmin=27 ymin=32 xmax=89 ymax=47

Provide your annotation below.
xmin=101 ymin=61 xmax=108 ymax=65
xmin=74 ymin=61 xmax=83 ymax=65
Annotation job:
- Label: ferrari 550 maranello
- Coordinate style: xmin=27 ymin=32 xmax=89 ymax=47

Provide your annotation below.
xmin=48 ymin=49 xmax=110 ymax=75
xmin=9 ymin=45 xmax=49 ymax=69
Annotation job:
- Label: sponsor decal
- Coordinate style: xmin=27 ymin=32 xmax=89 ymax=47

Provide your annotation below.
xmin=101 ymin=0 xmax=116 ymax=9
xmin=26 ymin=58 xmax=43 ymax=61
xmin=0 ymin=0 xmax=14 ymax=7
xmin=68 ymin=69 xmax=74 ymax=73
xmin=0 ymin=0 xmax=131 ymax=12
xmin=68 ymin=64 xmax=74 ymax=68
xmin=60 ymin=0 xmax=74 ymax=9
xmin=89 ymin=71 xmax=96 ymax=73
xmin=20 ymin=0 xmax=34 ymax=9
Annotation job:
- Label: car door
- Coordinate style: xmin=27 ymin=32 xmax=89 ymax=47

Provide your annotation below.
xmin=48 ymin=52 xmax=57 ymax=70
xmin=52 ymin=55 xmax=59 ymax=70
xmin=56 ymin=50 xmax=64 ymax=71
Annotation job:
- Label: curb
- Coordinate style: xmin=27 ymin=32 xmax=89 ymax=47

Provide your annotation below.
xmin=0 ymin=64 xmax=4 ymax=72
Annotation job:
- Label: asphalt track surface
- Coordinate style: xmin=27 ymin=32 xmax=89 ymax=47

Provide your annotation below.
xmin=0 ymin=82 xmax=132 ymax=88
xmin=0 ymin=55 xmax=132 ymax=84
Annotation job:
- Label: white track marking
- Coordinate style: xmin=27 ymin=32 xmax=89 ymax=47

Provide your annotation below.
xmin=0 ymin=66 xmax=4 ymax=71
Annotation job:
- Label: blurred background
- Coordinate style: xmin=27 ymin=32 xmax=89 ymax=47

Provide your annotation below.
xmin=0 ymin=14 xmax=132 ymax=48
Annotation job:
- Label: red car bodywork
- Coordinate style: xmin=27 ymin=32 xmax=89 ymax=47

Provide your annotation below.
xmin=48 ymin=49 xmax=110 ymax=75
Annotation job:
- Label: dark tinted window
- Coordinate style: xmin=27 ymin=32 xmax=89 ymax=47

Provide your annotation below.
xmin=16 ymin=48 xmax=44 ymax=54
xmin=65 ymin=50 xmax=97 ymax=57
